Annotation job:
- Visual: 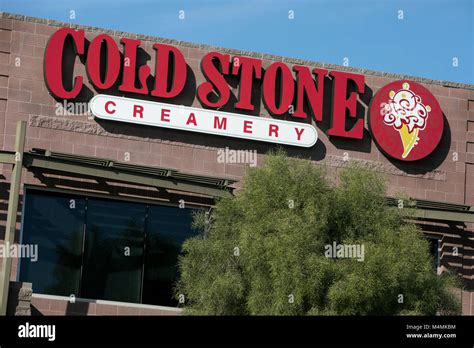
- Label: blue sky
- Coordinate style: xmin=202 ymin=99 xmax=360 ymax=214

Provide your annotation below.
xmin=2 ymin=0 xmax=473 ymax=84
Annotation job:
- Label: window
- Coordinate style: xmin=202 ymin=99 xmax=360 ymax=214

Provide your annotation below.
xmin=143 ymin=205 xmax=197 ymax=306
xmin=19 ymin=189 xmax=199 ymax=306
xmin=20 ymin=191 xmax=85 ymax=297
xmin=81 ymin=199 xmax=146 ymax=303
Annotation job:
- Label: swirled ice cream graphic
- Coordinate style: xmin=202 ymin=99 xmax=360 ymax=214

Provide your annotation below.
xmin=381 ymin=82 xmax=431 ymax=159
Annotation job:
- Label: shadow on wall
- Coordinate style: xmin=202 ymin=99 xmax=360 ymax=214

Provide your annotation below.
xmin=31 ymin=300 xmax=91 ymax=316
xmin=30 ymin=305 xmax=44 ymax=315
xmin=93 ymin=66 xmax=377 ymax=163
xmin=418 ymin=219 xmax=474 ymax=291
xmin=65 ymin=299 xmax=91 ymax=315
xmin=94 ymin=70 xmax=378 ymax=162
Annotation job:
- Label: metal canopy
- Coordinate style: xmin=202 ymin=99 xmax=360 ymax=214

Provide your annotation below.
xmin=386 ymin=197 xmax=474 ymax=223
xmin=1 ymin=147 xmax=473 ymax=220
xmin=0 ymin=148 xmax=236 ymax=198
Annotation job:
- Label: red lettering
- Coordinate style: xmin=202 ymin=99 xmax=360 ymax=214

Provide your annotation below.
xmin=44 ymin=28 xmax=372 ymax=146
xmin=161 ymin=109 xmax=170 ymax=122
xmin=186 ymin=112 xmax=197 ymax=126
xmin=295 ymin=127 xmax=305 ymax=141
xmin=119 ymin=38 xmax=150 ymax=94
xmin=133 ymin=104 xmax=143 ymax=118
xmin=292 ymin=66 xmax=327 ymax=120
xmin=86 ymin=34 xmax=121 ymax=90
xmin=44 ymin=28 xmax=85 ymax=99
xmin=243 ymin=120 xmax=253 ymax=134
xmin=214 ymin=116 xmax=227 ymax=130
xmin=151 ymin=44 xmax=187 ymax=98
xmin=263 ymin=62 xmax=294 ymax=115
xmin=105 ymin=101 xmax=116 ymax=114
xmin=269 ymin=124 xmax=279 ymax=137
xmin=328 ymin=71 xmax=365 ymax=139
xmin=197 ymin=52 xmax=231 ymax=108
xmin=232 ymin=56 xmax=262 ymax=110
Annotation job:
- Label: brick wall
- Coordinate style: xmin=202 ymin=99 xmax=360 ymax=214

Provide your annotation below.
xmin=0 ymin=12 xmax=472 ymax=203
xmin=31 ymin=294 xmax=182 ymax=316
xmin=0 ymin=12 xmax=473 ymax=315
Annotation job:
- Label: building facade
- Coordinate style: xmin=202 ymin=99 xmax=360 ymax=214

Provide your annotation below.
xmin=0 ymin=12 xmax=473 ymax=315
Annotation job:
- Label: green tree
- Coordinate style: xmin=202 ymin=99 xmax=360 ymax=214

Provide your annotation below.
xmin=175 ymin=150 xmax=461 ymax=315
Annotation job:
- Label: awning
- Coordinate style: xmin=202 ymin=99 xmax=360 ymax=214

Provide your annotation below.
xmin=386 ymin=197 xmax=474 ymax=223
xmin=0 ymin=148 xmax=236 ymax=198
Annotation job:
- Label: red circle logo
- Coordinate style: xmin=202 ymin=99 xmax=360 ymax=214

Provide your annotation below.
xmin=369 ymin=80 xmax=444 ymax=161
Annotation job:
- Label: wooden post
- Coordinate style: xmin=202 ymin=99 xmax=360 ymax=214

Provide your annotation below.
xmin=0 ymin=121 xmax=26 ymax=315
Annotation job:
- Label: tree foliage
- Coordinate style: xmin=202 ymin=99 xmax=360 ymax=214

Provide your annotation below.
xmin=175 ymin=150 xmax=461 ymax=315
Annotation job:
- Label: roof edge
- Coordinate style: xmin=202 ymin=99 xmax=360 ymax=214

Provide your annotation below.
xmin=2 ymin=11 xmax=474 ymax=90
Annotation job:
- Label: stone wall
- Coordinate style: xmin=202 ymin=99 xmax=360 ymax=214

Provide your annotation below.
xmin=6 ymin=281 xmax=32 ymax=316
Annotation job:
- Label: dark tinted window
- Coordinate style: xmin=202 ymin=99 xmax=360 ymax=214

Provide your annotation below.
xmin=20 ymin=189 xmax=198 ymax=306
xmin=19 ymin=191 xmax=85 ymax=297
xmin=143 ymin=205 xmax=198 ymax=306
xmin=81 ymin=198 xmax=146 ymax=303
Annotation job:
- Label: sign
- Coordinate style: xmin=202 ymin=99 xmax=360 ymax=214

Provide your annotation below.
xmin=90 ymin=95 xmax=318 ymax=147
xmin=369 ymin=80 xmax=444 ymax=161
xmin=43 ymin=28 xmax=445 ymax=160
xmin=44 ymin=29 xmax=365 ymax=137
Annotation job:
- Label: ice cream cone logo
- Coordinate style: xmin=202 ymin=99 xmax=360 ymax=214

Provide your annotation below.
xmin=369 ymin=80 xmax=443 ymax=162
xmin=381 ymin=83 xmax=431 ymax=158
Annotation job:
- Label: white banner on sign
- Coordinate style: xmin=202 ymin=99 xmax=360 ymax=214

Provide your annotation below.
xmin=90 ymin=95 xmax=318 ymax=147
